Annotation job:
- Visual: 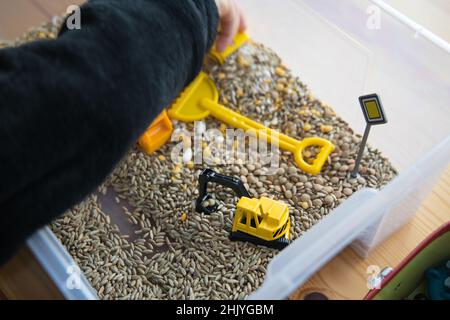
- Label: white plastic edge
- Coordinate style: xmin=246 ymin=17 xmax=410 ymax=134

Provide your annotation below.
xmin=369 ymin=0 xmax=450 ymax=53
xmin=250 ymin=135 xmax=450 ymax=300
xmin=26 ymin=227 xmax=98 ymax=300
xmin=354 ymin=135 xmax=450 ymax=255
xmin=26 ymin=136 xmax=448 ymax=301
xmin=249 ymin=188 xmax=378 ymax=300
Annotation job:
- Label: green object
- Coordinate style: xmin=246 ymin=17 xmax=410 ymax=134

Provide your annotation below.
xmin=413 ymin=293 xmax=428 ymax=300
xmin=373 ymin=232 xmax=450 ymax=300
xmin=406 ymin=280 xmax=428 ymax=300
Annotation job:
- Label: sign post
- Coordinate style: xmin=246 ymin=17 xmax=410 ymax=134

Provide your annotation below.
xmin=351 ymin=94 xmax=387 ymax=178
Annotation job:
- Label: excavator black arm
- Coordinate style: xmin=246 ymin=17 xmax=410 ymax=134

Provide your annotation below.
xmin=195 ymin=169 xmax=251 ymax=214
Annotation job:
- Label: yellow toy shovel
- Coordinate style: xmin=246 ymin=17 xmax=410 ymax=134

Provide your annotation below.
xmin=138 ymin=32 xmax=250 ymax=155
xmin=209 ymin=32 xmax=250 ymax=64
xmin=168 ymin=72 xmax=335 ymax=175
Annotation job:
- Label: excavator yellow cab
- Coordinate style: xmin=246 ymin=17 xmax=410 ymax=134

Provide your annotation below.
xmin=231 ymin=197 xmax=291 ymax=249
xmin=196 ymin=169 xmax=291 ymax=250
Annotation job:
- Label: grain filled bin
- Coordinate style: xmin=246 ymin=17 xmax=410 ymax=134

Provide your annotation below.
xmin=27 ymin=0 xmax=450 ymax=300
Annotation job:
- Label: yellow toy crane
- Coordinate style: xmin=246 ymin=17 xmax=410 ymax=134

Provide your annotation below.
xmin=196 ymin=169 xmax=291 ymax=250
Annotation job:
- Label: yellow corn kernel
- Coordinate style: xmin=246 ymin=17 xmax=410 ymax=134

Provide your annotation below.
xmin=320 ymin=125 xmax=333 ymax=133
xmin=303 ymin=123 xmax=312 ymax=131
xmin=275 ymin=67 xmax=286 ymax=77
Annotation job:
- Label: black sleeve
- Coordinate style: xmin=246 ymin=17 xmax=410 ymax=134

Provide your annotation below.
xmin=0 ymin=0 xmax=219 ymax=264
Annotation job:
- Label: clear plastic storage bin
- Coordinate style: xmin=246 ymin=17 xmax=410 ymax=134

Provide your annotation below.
xmin=28 ymin=0 xmax=450 ymax=300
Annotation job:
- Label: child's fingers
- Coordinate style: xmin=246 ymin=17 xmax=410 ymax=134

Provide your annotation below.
xmin=216 ymin=0 xmax=240 ymax=52
xmin=238 ymin=8 xmax=247 ymax=32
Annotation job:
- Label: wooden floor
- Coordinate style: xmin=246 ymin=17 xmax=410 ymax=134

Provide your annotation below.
xmin=0 ymin=0 xmax=449 ymax=300
xmin=0 ymin=248 xmax=63 ymax=300
xmin=291 ymin=165 xmax=450 ymax=300
xmin=0 ymin=0 xmax=84 ymax=40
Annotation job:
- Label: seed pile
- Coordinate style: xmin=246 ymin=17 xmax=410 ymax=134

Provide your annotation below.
xmin=0 ymin=17 xmax=62 ymax=48
xmin=5 ymin=20 xmax=397 ymax=299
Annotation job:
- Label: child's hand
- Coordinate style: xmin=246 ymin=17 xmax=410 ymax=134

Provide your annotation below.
xmin=215 ymin=0 xmax=247 ymax=52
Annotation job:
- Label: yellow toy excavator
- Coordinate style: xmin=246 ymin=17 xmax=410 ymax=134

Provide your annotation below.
xmin=195 ymin=169 xmax=291 ymax=250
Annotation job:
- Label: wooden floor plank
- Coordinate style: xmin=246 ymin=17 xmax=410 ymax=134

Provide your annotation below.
xmin=0 ymin=0 xmax=48 ymax=40
xmin=292 ymin=165 xmax=450 ymax=300
xmin=34 ymin=0 xmax=85 ymax=17
xmin=0 ymin=247 xmax=64 ymax=300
